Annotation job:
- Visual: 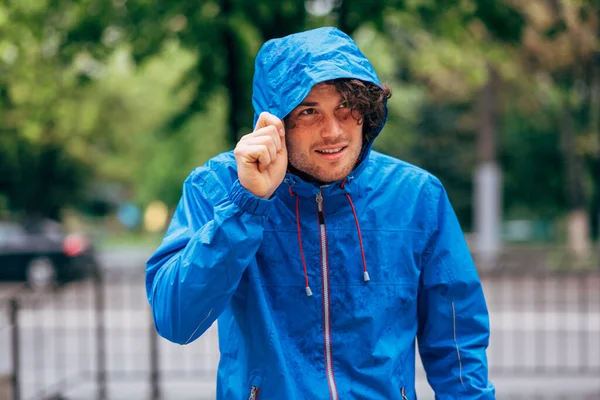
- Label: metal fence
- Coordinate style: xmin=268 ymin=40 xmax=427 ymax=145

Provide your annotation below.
xmin=0 ymin=272 xmax=222 ymax=400
xmin=1 ymin=265 xmax=599 ymax=400
xmin=481 ymin=269 xmax=599 ymax=377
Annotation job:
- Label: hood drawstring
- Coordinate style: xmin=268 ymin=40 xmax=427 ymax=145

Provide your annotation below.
xmin=341 ymin=180 xmax=370 ymax=282
xmin=288 ymin=179 xmax=370 ymax=297
xmin=288 ymin=186 xmax=313 ymax=296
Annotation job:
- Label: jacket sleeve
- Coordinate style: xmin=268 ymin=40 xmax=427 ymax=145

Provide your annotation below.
xmin=417 ymin=178 xmax=495 ymax=399
xmin=145 ymin=166 xmax=273 ymax=344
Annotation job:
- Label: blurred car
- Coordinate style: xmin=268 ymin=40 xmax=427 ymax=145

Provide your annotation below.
xmin=0 ymin=219 xmax=100 ymax=289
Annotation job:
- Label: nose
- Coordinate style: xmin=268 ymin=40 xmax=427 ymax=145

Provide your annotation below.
xmin=319 ymin=114 xmax=344 ymax=140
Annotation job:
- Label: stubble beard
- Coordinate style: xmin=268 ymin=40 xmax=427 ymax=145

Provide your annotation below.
xmin=287 ymin=138 xmax=363 ymax=183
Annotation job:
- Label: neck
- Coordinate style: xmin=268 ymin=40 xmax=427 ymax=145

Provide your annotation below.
xmin=287 ymin=160 xmax=363 ymax=186
xmin=287 ymin=164 xmax=325 ymax=185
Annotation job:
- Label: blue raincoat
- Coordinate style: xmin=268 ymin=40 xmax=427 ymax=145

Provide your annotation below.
xmin=146 ymin=27 xmax=495 ymax=399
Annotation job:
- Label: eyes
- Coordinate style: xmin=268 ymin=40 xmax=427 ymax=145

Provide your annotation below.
xmin=299 ymin=108 xmax=316 ymax=116
xmin=298 ymin=103 xmax=349 ymax=117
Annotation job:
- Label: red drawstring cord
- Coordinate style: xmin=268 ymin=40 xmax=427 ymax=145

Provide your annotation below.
xmin=288 ymin=180 xmax=369 ymax=295
xmin=341 ymin=180 xmax=370 ymax=282
xmin=289 ymin=186 xmax=313 ymax=296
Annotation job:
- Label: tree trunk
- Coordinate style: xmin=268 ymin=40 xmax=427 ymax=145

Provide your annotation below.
xmin=474 ymin=64 xmax=502 ymax=269
xmin=478 ymin=65 xmax=499 ymax=164
xmin=222 ymin=0 xmax=244 ymax=146
xmin=590 ymin=51 xmax=600 ymax=256
xmin=560 ymin=105 xmax=590 ymax=260
xmin=594 ymin=156 xmax=600 ymax=260
xmin=337 ymin=0 xmax=351 ymax=34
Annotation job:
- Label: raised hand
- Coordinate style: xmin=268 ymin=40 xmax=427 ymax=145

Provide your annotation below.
xmin=234 ymin=112 xmax=288 ymax=199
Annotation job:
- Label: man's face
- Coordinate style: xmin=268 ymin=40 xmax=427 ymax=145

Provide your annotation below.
xmin=285 ymin=83 xmax=364 ymax=183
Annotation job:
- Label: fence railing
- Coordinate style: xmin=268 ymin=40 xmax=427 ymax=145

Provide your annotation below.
xmin=0 ymin=265 xmax=599 ymax=400
xmin=480 ymin=269 xmax=600 ymax=377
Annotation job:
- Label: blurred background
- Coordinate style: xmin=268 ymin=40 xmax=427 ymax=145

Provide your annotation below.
xmin=0 ymin=0 xmax=599 ymax=399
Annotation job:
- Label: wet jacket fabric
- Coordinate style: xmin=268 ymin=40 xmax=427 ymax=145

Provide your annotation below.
xmin=146 ymin=27 xmax=495 ymax=399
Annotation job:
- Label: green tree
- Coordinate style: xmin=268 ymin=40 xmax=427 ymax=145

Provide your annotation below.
xmin=513 ymin=0 xmax=599 ymax=253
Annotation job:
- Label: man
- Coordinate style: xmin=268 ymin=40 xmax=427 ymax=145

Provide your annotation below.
xmin=146 ymin=27 xmax=495 ymax=399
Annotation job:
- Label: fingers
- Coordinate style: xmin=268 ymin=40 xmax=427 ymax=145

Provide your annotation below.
xmin=255 ymin=112 xmax=285 ymax=138
xmin=248 ymin=136 xmax=277 ymax=165
xmin=240 ymin=124 xmax=282 ymax=153
xmin=235 ymin=135 xmax=277 ymax=171
xmin=244 ymin=144 xmax=272 ymax=172
xmin=235 ymin=112 xmax=286 ymax=174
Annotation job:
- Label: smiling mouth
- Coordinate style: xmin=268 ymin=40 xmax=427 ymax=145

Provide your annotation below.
xmin=315 ymin=146 xmax=346 ymax=154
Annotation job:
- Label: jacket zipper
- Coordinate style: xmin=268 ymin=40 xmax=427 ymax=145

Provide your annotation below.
xmin=248 ymin=385 xmax=260 ymax=400
xmin=316 ymin=191 xmax=338 ymax=400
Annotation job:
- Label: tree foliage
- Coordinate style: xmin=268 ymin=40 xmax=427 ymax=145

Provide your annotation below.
xmin=0 ymin=0 xmax=598 ymax=240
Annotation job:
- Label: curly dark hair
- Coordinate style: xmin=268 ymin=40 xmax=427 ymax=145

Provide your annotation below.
xmin=285 ymin=78 xmax=392 ymax=141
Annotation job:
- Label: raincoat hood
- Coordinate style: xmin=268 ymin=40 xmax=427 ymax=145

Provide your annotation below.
xmin=252 ymin=27 xmax=387 ymax=163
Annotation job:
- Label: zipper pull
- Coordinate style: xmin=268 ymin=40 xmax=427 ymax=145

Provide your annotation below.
xmin=249 ymin=386 xmax=260 ymax=400
xmin=401 ymin=387 xmax=408 ymax=400
xmin=316 ymin=191 xmax=323 ymax=207
xmin=316 ymin=191 xmax=324 ymax=223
